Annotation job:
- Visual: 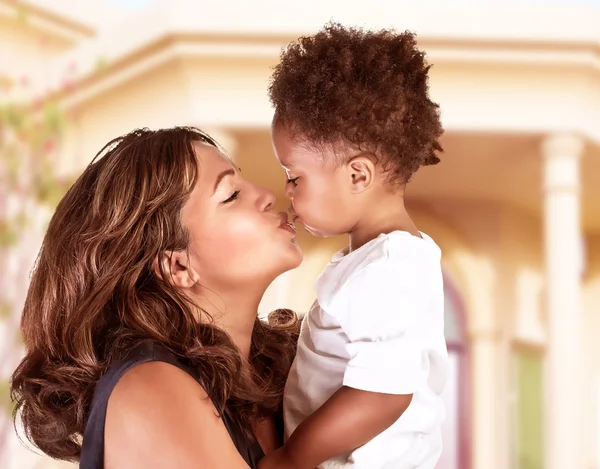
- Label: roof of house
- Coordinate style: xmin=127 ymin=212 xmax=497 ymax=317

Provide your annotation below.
xmin=16 ymin=0 xmax=128 ymax=32
xmin=19 ymin=0 xmax=600 ymax=106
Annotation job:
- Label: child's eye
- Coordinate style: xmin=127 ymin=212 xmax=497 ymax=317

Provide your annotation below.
xmin=287 ymin=177 xmax=299 ymax=187
xmin=222 ymin=190 xmax=240 ymax=204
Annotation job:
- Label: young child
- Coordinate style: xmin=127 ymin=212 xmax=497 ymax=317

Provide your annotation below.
xmin=258 ymin=23 xmax=449 ymax=469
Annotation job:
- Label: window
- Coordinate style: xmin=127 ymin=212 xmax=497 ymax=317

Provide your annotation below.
xmin=512 ymin=347 xmax=544 ymax=469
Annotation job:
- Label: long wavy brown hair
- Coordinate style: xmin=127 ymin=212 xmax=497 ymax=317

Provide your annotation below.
xmin=10 ymin=127 xmax=299 ymax=462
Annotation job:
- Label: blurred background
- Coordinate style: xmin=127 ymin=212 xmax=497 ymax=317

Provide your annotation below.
xmin=1 ymin=0 xmax=599 ymax=467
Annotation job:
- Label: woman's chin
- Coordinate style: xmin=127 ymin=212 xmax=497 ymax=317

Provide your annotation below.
xmin=279 ymin=241 xmax=303 ymax=272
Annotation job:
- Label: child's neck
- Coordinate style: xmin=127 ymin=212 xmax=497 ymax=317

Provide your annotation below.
xmin=348 ymin=194 xmax=419 ymax=252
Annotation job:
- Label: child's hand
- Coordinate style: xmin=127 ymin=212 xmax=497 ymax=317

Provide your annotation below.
xmin=258 ymin=447 xmax=302 ymax=469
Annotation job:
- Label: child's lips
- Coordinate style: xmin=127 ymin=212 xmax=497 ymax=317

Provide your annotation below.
xmin=279 ymin=221 xmax=297 ymax=234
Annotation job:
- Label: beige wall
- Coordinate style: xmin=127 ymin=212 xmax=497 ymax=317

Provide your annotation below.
xmin=58 ymin=59 xmax=192 ymax=176
xmin=0 ymin=14 xmax=76 ymax=90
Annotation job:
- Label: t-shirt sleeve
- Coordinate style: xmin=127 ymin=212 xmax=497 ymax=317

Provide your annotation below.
xmin=331 ymin=259 xmax=430 ymax=395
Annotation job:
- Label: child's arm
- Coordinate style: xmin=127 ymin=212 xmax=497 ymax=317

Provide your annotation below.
xmin=259 ymin=386 xmax=412 ymax=469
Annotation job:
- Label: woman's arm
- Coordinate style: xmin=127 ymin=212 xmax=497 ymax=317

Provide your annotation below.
xmin=104 ymin=361 xmax=251 ymax=469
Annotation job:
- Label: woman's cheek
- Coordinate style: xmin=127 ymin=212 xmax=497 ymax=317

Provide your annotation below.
xmin=226 ymin=213 xmax=265 ymax=241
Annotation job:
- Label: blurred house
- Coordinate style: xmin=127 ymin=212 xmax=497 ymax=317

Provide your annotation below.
xmin=2 ymin=1 xmax=600 ymax=468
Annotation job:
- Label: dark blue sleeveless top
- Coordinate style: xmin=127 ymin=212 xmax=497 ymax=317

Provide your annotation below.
xmin=79 ymin=341 xmax=267 ymax=468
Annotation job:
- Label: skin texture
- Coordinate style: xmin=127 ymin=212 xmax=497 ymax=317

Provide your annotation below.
xmin=104 ymin=142 xmax=302 ymax=469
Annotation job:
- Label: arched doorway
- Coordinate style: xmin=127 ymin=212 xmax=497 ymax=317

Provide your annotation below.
xmin=438 ymin=274 xmax=471 ymax=469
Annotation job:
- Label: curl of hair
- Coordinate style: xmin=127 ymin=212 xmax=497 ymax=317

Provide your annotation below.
xmin=10 ymin=127 xmax=300 ymax=461
xmin=268 ymin=22 xmax=444 ymax=182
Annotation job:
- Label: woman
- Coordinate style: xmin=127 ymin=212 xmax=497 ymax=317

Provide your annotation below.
xmin=10 ymin=127 xmax=303 ymax=468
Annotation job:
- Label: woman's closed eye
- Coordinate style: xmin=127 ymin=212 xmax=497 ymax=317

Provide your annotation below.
xmin=286 ymin=177 xmax=299 ymax=187
xmin=221 ymin=190 xmax=240 ymax=204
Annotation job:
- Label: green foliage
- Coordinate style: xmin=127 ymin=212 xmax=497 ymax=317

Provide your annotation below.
xmin=95 ymin=56 xmax=108 ymax=73
xmin=0 ymin=100 xmax=67 ymax=209
xmin=514 ymin=349 xmax=544 ymax=469
xmin=0 ymin=94 xmax=69 ymax=420
xmin=0 ymin=381 xmax=12 ymax=416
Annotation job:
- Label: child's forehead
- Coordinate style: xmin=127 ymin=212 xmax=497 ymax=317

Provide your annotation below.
xmin=273 ymin=128 xmax=335 ymax=169
xmin=279 ymin=151 xmax=327 ymax=173
xmin=280 ymin=143 xmax=334 ymax=168
xmin=273 ymin=124 xmax=325 ymax=163
xmin=278 ymin=147 xmax=320 ymax=169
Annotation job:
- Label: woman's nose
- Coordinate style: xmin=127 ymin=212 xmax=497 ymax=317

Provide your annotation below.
xmin=259 ymin=185 xmax=277 ymax=211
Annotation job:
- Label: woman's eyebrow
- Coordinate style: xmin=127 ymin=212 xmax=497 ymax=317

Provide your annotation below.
xmin=212 ymin=168 xmax=236 ymax=195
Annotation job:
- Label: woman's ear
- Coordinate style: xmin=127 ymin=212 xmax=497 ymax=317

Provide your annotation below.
xmin=153 ymin=250 xmax=199 ymax=288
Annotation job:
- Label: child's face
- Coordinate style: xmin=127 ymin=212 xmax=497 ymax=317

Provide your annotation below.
xmin=271 ymin=125 xmax=360 ymax=238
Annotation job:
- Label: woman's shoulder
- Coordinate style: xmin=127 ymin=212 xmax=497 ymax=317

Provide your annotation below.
xmin=82 ymin=342 xmax=255 ymax=469
xmin=80 ymin=343 xmax=203 ymax=466
xmin=89 ymin=341 xmax=195 ymax=403
xmin=103 ymin=352 xmax=247 ymax=468
xmin=107 ymin=354 xmax=211 ymax=428
xmin=93 ymin=341 xmax=210 ymax=420
xmin=110 ymin=351 xmax=206 ymax=403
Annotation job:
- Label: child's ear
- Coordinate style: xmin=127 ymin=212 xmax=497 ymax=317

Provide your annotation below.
xmin=347 ymin=155 xmax=375 ymax=193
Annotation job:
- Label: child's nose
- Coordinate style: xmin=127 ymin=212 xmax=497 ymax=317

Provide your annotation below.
xmin=284 ymin=182 xmax=294 ymax=200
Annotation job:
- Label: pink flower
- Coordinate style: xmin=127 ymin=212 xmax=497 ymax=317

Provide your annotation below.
xmin=44 ymin=140 xmax=55 ymax=153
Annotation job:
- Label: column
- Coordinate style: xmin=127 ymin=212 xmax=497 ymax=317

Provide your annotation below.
xmin=542 ymin=133 xmax=585 ymax=469
xmin=471 ymin=326 xmax=501 ymax=469
xmin=458 ymin=254 xmax=499 ymax=469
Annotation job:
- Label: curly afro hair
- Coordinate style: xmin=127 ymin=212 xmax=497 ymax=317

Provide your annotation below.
xmin=268 ymin=22 xmax=444 ymax=183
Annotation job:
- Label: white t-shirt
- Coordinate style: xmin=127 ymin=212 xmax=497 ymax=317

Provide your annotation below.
xmin=283 ymin=231 xmax=449 ymax=469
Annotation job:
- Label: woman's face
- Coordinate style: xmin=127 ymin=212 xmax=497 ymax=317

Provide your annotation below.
xmin=180 ymin=142 xmax=302 ymax=293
